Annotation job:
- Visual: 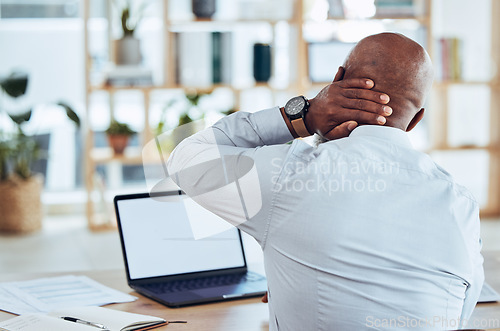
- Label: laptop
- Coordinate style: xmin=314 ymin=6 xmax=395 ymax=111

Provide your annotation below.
xmin=113 ymin=191 xmax=267 ymax=307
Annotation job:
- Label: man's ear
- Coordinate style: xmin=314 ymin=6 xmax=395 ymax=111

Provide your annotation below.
xmin=406 ymin=108 xmax=425 ymax=132
xmin=333 ymin=66 xmax=345 ymax=82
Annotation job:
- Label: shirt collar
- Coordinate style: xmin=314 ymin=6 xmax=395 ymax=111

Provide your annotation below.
xmin=349 ymin=125 xmax=413 ymax=149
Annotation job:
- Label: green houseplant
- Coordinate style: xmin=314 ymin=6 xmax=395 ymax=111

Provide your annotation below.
xmin=106 ymin=120 xmax=137 ymax=155
xmin=154 ymin=91 xmax=237 ymax=152
xmin=155 ymin=92 xmax=207 ymax=150
xmin=0 ymin=71 xmax=80 ymax=233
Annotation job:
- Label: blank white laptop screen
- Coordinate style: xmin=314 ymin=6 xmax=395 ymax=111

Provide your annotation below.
xmin=117 ymin=195 xmax=245 ymax=280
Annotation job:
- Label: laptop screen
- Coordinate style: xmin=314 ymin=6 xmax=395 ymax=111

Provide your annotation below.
xmin=115 ymin=192 xmax=246 ymax=280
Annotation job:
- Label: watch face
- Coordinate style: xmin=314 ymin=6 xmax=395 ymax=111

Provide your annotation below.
xmin=285 ymin=97 xmax=306 ymax=116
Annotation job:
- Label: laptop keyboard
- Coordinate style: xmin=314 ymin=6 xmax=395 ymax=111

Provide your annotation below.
xmin=143 ymin=272 xmax=265 ymax=294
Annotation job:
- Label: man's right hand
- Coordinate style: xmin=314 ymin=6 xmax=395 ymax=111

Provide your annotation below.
xmin=305 ymin=67 xmax=392 ymax=141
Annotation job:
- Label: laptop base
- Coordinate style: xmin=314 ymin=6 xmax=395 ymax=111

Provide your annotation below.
xmin=133 ymin=271 xmax=267 ymax=307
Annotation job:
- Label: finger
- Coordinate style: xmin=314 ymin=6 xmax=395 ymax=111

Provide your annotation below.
xmin=332 ymin=66 xmax=345 ymax=82
xmin=336 ymin=109 xmax=386 ymax=126
xmin=261 ymin=292 xmax=268 ymax=303
xmin=342 ymin=88 xmax=390 ymax=104
xmin=323 ymin=121 xmax=358 ymax=141
xmin=338 ymin=77 xmax=374 ymax=89
xmin=341 ymin=98 xmax=392 ymax=116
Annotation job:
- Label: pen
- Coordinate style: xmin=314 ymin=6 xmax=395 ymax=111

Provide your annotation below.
xmin=60 ymin=316 xmax=108 ymax=330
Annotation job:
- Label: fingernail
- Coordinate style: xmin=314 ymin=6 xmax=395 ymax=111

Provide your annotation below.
xmin=380 ymin=94 xmax=390 ymax=102
xmin=347 ymin=122 xmax=357 ymax=131
xmin=365 ymin=80 xmax=374 ymax=87
xmin=377 ymin=116 xmax=386 ymax=124
xmin=384 ymin=106 xmax=392 ymax=116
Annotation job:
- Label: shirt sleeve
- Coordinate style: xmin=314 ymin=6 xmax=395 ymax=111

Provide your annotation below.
xmin=166 ymin=107 xmax=294 ymax=246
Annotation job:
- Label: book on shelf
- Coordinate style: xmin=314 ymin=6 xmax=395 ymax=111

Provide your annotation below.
xmin=174 ymin=31 xmax=232 ymax=87
xmin=436 ymin=37 xmax=462 ymax=81
xmin=0 ymin=306 xmax=168 ymax=331
xmin=104 ymin=66 xmax=153 ymax=87
xmin=374 ymin=0 xmax=424 ymax=17
xmin=308 ymin=41 xmax=356 ymax=83
xmin=327 ymin=0 xmax=345 ymax=18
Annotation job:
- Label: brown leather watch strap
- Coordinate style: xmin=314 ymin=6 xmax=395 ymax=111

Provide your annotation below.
xmin=291 ymin=118 xmax=310 ymax=138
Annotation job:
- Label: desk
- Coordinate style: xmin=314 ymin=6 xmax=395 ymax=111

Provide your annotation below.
xmin=0 ymin=269 xmax=269 ymax=331
xmin=2 ymin=251 xmax=500 ymax=331
xmin=470 ymin=251 xmax=500 ymax=330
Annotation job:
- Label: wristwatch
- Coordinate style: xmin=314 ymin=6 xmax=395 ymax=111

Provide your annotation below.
xmin=284 ymin=96 xmax=310 ymax=137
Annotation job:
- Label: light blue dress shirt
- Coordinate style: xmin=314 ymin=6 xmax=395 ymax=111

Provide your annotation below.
xmin=167 ymin=106 xmax=484 ymax=330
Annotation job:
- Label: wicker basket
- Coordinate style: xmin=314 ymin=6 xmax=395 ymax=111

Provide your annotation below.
xmin=0 ymin=174 xmax=43 ymax=233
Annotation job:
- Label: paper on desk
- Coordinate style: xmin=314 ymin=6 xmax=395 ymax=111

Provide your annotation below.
xmin=0 ymin=287 xmax=40 ymax=315
xmin=478 ymin=282 xmax=500 ymax=303
xmin=0 ymin=275 xmax=137 ymax=315
xmin=0 ymin=313 xmax=92 ymax=331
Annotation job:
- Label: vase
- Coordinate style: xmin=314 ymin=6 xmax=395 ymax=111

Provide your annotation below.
xmin=0 ymin=174 xmax=43 ymax=233
xmin=114 ymin=36 xmax=142 ymax=66
xmin=192 ymin=0 xmax=216 ymax=19
xmin=107 ymin=135 xmax=130 ymax=155
xmin=253 ymin=43 xmax=272 ymax=83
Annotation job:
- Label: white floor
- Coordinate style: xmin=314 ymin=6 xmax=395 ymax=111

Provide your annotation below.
xmin=1 ymin=214 xmax=500 ymax=275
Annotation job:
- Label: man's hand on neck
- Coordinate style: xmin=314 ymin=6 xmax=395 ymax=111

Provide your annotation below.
xmin=281 ymin=67 xmax=392 ymax=141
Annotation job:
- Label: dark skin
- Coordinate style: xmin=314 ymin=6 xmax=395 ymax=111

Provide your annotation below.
xmin=281 ymin=67 xmax=392 ymax=140
xmin=282 ymin=33 xmax=433 ymax=140
xmin=342 ymin=33 xmax=433 ymax=132
xmin=268 ymin=33 xmax=434 ymax=304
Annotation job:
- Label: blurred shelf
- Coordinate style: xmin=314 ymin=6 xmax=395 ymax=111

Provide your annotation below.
xmin=168 ymin=17 xmax=293 ymax=26
xmin=428 ymin=145 xmax=499 ymax=152
xmin=310 ymin=82 xmax=331 ymax=88
xmin=375 ymin=16 xmax=429 ymax=24
xmin=82 ymin=0 xmax=500 ymax=223
xmin=433 ymin=80 xmax=500 ymax=87
xmin=89 ymin=222 xmax=117 ymax=232
xmin=325 ymin=16 xmax=428 ymax=24
xmin=89 ymin=85 xmax=156 ymax=93
xmin=90 ymin=147 xmax=143 ymax=165
xmin=311 ymin=80 xmax=500 ymax=89
xmin=89 ymin=82 xmax=289 ymax=93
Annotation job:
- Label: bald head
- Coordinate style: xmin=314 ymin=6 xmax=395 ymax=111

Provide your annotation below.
xmin=343 ymin=33 xmax=434 ymax=131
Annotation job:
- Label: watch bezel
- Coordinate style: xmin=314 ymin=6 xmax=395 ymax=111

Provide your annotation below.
xmin=284 ymin=96 xmax=309 ymax=120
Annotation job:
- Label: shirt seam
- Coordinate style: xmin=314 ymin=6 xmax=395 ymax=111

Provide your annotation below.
xmin=212 ymin=126 xmax=239 ymax=147
xmin=291 ymin=143 xmax=477 ymax=204
xmin=315 ymin=268 xmax=323 ymax=331
xmin=445 ymin=278 xmax=452 ymax=320
xmin=261 ymin=140 xmax=300 ymax=250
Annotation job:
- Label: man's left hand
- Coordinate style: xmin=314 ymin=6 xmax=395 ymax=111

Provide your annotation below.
xmin=305 ymin=66 xmax=392 ymax=141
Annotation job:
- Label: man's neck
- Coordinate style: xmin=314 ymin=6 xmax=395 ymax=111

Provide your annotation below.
xmin=357 ymin=122 xmax=408 ymax=132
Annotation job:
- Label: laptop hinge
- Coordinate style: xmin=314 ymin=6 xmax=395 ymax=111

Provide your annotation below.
xmin=129 ymin=267 xmax=248 ymax=285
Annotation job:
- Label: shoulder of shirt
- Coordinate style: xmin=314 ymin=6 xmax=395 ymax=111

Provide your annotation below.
xmin=287 ymin=135 xmax=478 ymax=205
xmin=432 ymin=161 xmax=478 ymax=204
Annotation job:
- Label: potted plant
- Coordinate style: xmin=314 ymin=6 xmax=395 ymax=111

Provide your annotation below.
xmin=154 ymin=92 xmax=207 ymax=148
xmin=105 ymin=120 xmax=136 ymax=155
xmin=112 ymin=0 xmax=154 ymax=65
xmin=0 ymin=72 xmax=80 ymax=233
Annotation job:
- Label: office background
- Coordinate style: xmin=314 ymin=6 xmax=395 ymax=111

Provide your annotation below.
xmin=0 ymin=0 xmax=499 ymax=274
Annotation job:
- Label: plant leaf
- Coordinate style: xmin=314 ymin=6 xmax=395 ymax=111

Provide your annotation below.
xmin=0 ymin=72 xmax=28 ymax=98
xmin=178 ymin=112 xmax=193 ymax=126
xmin=8 ymin=109 xmax=32 ymax=125
xmin=57 ymin=101 xmax=81 ymax=128
xmin=221 ymin=108 xmax=237 ymax=116
xmin=186 ymin=92 xmax=204 ymax=106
